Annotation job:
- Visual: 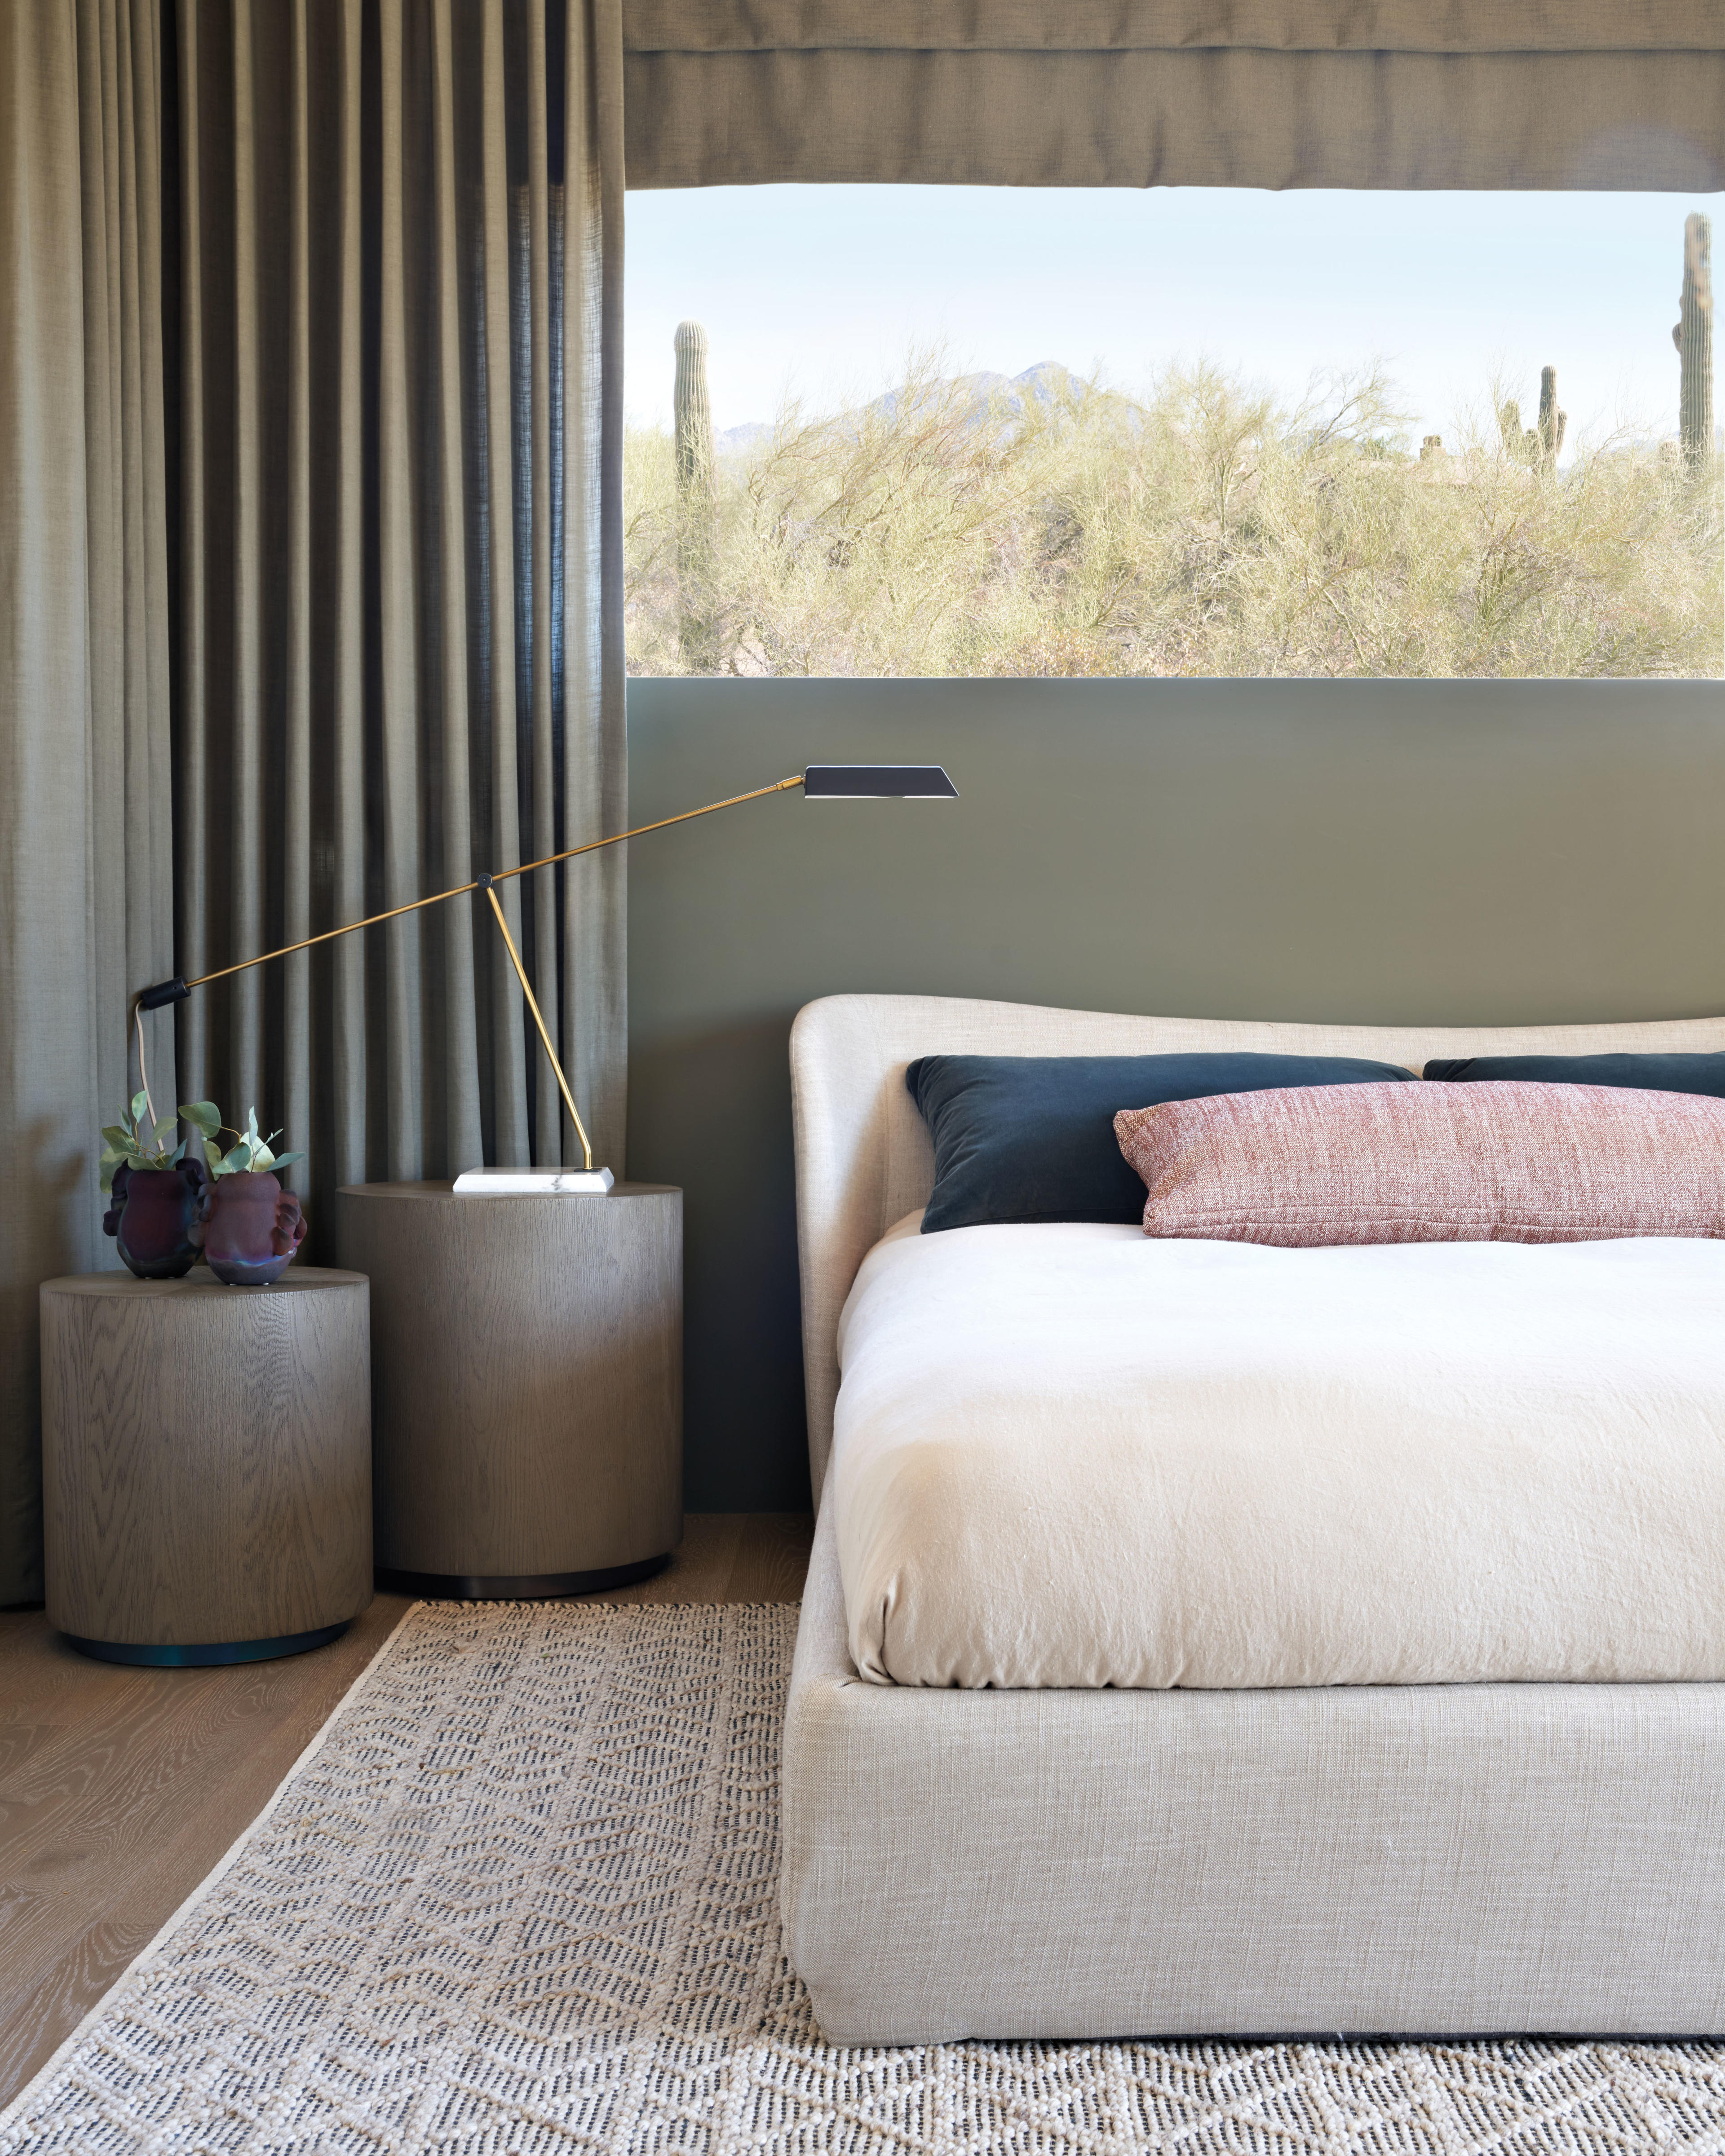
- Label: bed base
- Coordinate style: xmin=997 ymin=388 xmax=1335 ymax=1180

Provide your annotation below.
xmin=782 ymin=1498 xmax=1725 ymax=2046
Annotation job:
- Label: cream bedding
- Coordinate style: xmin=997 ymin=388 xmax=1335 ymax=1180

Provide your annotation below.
xmin=832 ymin=1214 xmax=1725 ymax=1689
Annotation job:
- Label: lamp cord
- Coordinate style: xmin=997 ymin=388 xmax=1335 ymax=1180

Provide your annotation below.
xmin=133 ymin=1000 xmax=156 ymax=1135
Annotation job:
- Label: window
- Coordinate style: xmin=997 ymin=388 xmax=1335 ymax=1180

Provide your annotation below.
xmin=624 ymin=187 xmax=1721 ymax=680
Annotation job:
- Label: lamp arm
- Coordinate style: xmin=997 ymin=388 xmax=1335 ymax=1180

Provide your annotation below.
xmin=478 ymin=878 xmax=595 ymax=1173
xmin=137 ymin=771 xmax=806 ymax=1008
xmin=132 ymin=769 xmax=806 ymax=1173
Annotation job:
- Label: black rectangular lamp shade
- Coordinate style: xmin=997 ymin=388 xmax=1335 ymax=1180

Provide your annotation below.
xmin=803 ymin=764 xmax=958 ymax=798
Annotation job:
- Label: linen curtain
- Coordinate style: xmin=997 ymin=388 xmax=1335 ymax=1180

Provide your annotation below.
xmin=172 ymin=0 xmax=627 ymax=1235
xmin=622 ymin=1 xmax=1725 ymax=190
xmin=0 ymin=0 xmax=175 ymax=1606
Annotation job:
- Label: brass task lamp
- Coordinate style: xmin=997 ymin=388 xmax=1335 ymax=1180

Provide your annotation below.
xmin=138 ymin=763 xmax=958 ymax=1193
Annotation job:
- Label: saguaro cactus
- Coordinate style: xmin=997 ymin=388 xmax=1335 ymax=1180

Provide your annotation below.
xmin=1498 ymin=398 xmax=1538 ymax=465
xmin=1536 ymin=366 xmax=1567 ymax=470
xmin=674 ymin=320 xmax=714 ymax=502
xmin=1499 ymin=377 xmax=1564 ymax=470
xmin=1675 ymin=213 xmax=1714 ymax=471
xmin=673 ymin=321 xmax=716 ymax=667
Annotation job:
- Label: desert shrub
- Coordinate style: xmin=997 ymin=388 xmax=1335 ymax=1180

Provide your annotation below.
xmin=624 ymin=356 xmax=1722 ymax=679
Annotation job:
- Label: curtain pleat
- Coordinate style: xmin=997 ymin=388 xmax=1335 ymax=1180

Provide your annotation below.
xmin=282 ymin=0 xmax=314 ymax=1211
xmin=478 ymin=0 xmax=531 ymax=1173
xmin=0 ymin=0 xmax=173 ymax=1604
xmin=81 ymin=0 xmax=174 ymax=1121
xmin=172 ymin=0 xmax=628 ymax=1241
xmin=622 ymin=8 xmax=1725 ymax=190
xmin=518 ymin=60 xmax=562 ymax=1164
xmin=564 ymin=0 xmax=628 ymax=1163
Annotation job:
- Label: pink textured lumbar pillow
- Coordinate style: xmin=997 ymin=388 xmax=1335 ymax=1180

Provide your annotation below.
xmin=1114 ymin=1080 xmax=1725 ymax=1245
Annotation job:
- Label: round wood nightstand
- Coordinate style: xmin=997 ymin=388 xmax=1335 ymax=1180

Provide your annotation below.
xmin=335 ymin=1182 xmax=681 ymax=1598
xmin=40 ymin=1268 xmax=372 ymax=1665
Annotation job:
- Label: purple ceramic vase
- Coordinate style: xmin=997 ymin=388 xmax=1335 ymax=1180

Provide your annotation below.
xmin=104 ymin=1161 xmax=209 ymax=1280
xmin=202 ymin=1171 xmax=307 ymax=1286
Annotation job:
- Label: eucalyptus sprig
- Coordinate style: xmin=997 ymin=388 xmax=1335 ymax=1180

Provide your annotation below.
xmin=98 ymin=1092 xmax=190 ymax=1195
xmin=181 ymin=1102 xmax=305 ymax=1180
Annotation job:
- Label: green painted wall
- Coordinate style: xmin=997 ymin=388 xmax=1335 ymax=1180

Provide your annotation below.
xmin=625 ymin=678 xmax=1725 ymax=1511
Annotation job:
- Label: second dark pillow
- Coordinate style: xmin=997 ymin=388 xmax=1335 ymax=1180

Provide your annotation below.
xmin=906 ymin=1051 xmax=1417 ymax=1233
xmin=1424 ymin=1051 xmax=1725 ymax=1096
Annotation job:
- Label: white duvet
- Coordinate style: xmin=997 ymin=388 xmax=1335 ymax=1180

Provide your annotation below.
xmin=832 ymin=1215 xmax=1725 ymax=1688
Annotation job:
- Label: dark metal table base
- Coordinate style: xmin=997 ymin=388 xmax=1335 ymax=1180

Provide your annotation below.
xmin=377 ymin=1554 xmax=671 ymax=1600
xmin=64 ymin=1621 xmax=352 ymax=1667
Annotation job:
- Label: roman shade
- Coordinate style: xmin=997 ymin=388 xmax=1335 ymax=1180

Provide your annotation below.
xmin=622 ymin=2 xmax=1725 ymax=190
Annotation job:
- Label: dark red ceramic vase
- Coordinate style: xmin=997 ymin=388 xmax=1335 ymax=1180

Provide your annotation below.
xmin=202 ymin=1171 xmax=307 ymax=1286
xmin=103 ymin=1160 xmax=209 ymax=1280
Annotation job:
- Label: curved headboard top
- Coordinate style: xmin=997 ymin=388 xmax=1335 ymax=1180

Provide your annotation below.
xmin=789 ymin=992 xmax=1725 ymax=1493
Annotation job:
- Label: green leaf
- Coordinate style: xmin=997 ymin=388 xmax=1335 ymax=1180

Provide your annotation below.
xmin=202 ymin=1135 xmax=228 ymax=1174
xmin=221 ymin=1142 xmax=250 ymax=1173
xmin=99 ymin=1160 xmax=116 ymax=1193
xmin=270 ymin=1150 xmax=305 ymax=1174
xmin=245 ymin=1106 xmax=261 ymax=1142
xmin=130 ymin=1090 xmax=150 ymax=1126
xmin=179 ymin=1101 xmax=221 ymax=1139
xmin=101 ymin=1125 xmax=133 ymax=1152
xmin=153 ymin=1118 xmax=178 ymax=1147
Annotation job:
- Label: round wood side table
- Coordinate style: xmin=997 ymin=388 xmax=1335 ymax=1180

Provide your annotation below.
xmin=335 ymin=1182 xmax=681 ymax=1598
xmin=40 ymin=1268 xmax=372 ymax=1665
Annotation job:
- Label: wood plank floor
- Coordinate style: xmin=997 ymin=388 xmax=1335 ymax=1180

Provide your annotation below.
xmin=0 ymin=1512 xmax=813 ymax=2110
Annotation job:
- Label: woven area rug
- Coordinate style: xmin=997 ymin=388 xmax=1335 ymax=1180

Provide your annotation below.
xmin=4 ymin=1600 xmax=1722 ymax=2155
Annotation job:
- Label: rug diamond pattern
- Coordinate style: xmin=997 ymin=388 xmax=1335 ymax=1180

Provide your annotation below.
xmin=2 ymin=1600 xmax=1721 ymax=2154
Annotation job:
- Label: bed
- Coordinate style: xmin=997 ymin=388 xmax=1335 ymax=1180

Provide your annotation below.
xmin=780 ymin=993 xmax=1725 ymax=2045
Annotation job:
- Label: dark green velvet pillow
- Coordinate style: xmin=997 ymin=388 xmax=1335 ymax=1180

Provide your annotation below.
xmin=1423 ymin=1051 xmax=1725 ymax=1096
xmin=906 ymin=1051 xmax=1417 ymax=1233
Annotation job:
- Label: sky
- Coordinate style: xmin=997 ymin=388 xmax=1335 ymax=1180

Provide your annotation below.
xmin=624 ymin=186 xmax=1719 ymax=452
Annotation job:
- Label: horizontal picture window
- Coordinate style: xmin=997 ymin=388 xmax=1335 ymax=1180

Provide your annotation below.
xmin=624 ymin=186 xmax=1721 ymax=680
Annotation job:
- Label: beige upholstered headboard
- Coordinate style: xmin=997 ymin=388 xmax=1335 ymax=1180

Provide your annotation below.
xmin=789 ymin=993 xmax=1725 ymax=1495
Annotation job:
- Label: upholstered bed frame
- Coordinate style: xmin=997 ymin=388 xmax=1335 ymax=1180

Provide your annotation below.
xmin=782 ymin=993 xmax=1725 ymax=2045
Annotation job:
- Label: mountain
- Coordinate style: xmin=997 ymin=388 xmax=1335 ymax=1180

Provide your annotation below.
xmin=865 ymin=361 xmax=1072 ymax=426
xmin=714 ymin=362 xmax=1073 ymax=458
